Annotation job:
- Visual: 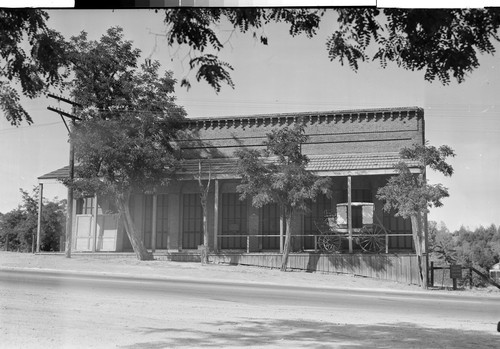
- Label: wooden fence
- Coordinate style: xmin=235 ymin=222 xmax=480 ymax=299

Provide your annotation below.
xmin=210 ymin=252 xmax=420 ymax=285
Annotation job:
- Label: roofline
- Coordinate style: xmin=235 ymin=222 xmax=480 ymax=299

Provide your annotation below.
xmin=183 ymin=106 xmax=424 ymax=123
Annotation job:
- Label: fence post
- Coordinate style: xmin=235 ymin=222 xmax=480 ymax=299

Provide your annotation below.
xmin=469 ymin=267 xmax=473 ymax=289
xmin=430 ymin=261 xmax=434 ymax=287
xmin=385 ymin=234 xmax=389 ymax=254
xmin=314 ymin=235 xmax=317 ymax=253
xmin=246 ymin=235 xmax=250 ymax=254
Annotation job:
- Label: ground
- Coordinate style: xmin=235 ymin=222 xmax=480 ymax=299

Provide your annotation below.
xmin=1 ymin=251 xmax=498 ymax=296
xmin=1 ymin=252 xmax=499 ymax=348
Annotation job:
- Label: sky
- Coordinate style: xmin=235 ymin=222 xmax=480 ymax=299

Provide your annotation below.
xmin=1 ymin=9 xmax=499 ymax=232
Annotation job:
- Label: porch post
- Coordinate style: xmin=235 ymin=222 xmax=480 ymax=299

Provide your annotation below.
xmin=347 ymin=176 xmax=353 ymax=253
xmin=423 ymin=170 xmax=429 ymax=288
xmin=214 ymin=179 xmax=219 ymax=252
xmin=36 ymin=183 xmax=43 ymax=253
xmin=152 ymin=193 xmax=157 ymax=253
xmin=92 ymin=194 xmax=98 ymax=252
xmin=424 ymin=211 xmax=429 ymax=287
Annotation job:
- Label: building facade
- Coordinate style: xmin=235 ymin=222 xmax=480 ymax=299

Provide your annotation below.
xmin=39 ymin=107 xmax=424 ymax=257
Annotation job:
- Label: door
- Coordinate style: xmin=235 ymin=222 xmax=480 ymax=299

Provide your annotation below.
xmin=75 ymin=215 xmax=93 ymax=251
xmin=96 ymin=214 xmax=119 ymax=251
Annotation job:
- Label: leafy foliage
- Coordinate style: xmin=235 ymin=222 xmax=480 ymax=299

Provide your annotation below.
xmin=377 ymin=142 xmax=455 ymax=287
xmin=164 ymin=8 xmax=500 ymax=91
xmin=63 ymin=27 xmax=186 ymax=260
xmin=377 ymin=143 xmax=456 ymax=219
xmin=428 ymin=221 xmax=500 ymax=287
xmin=236 ymin=124 xmax=331 ymax=212
xmin=0 ymin=9 xmax=70 ymax=125
xmin=66 ymin=27 xmax=186 ymax=199
xmin=236 ymin=124 xmax=332 ymax=271
xmin=428 ymin=221 xmax=456 ymax=264
xmin=454 ymin=225 xmax=500 ymax=277
xmin=69 ymin=112 xmax=182 ymax=200
xmin=0 ymin=188 xmax=65 ymax=252
xmin=66 ymin=27 xmax=141 ymax=112
xmin=164 ymin=8 xmax=323 ymax=92
xmin=190 ymin=54 xmax=234 ymax=93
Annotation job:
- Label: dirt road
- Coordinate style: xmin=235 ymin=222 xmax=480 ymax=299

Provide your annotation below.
xmin=1 ymin=266 xmax=499 ymax=348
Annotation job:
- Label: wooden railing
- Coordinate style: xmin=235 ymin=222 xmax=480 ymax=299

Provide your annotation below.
xmin=216 ymin=233 xmax=414 ymax=253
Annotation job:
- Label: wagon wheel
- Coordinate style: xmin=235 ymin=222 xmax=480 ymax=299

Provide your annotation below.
xmin=317 ymin=234 xmax=342 ymax=253
xmin=359 ymin=224 xmax=386 ymax=253
xmin=314 ymin=218 xmax=342 ymax=253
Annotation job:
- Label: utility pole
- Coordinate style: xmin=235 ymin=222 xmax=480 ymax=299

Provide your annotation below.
xmin=36 ymin=183 xmax=43 ymax=253
xmin=47 ymin=94 xmax=82 ymax=258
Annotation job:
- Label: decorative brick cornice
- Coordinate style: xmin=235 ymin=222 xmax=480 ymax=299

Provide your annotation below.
xmin=182 ymin=107 xmax=423 ymax=130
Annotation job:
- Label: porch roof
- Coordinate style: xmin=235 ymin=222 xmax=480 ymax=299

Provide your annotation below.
xmin=38 ymin=165 xmax=71 ymax=180
xmin=178 ymin=152 xmax=421 ymax=179
xmin=38 ymin=152 xmax=421 ymax=181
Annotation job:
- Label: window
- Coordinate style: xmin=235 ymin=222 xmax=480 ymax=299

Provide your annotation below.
xmin=156 ymin=194 xmax=169 ymax=249
xmin=143 ymin=194 xmax=169 ymax=249
xmin=182 ymin=193 xmax=203 ymax=249
xmin=221 ymin=193 xmax=247 ymax=249
xmin=76 ymin=197 xmax=94 ymax=215
xmin=144 ymin=195 xmax=153 ymax=248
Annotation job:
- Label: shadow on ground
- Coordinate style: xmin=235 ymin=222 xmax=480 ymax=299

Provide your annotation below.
xmin=119 ymin=319 xmax=499 ymax=348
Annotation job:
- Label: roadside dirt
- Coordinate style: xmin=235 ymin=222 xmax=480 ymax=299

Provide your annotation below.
xmin=1 ymin=251 xmax=499 ymax=296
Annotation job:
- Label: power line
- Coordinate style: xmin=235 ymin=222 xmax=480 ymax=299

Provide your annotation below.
xmin=0 ymin=121 xmax=62 ymax=134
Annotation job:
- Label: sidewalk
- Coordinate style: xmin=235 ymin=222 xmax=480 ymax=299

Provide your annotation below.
xmin=1 ymin=251 xmax=499 ymax=297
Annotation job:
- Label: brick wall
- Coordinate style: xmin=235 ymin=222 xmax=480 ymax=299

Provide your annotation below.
xmin=179 ymin=108 xmax=424 ymax=158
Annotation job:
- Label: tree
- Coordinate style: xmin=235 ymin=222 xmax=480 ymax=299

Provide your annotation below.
xmin=236 ymin=124 xmax=332 ymax=271
xmin=0 ymin=9 xmax=69 ymax=125
xmin=0 ymin=188 xmax=65 ymax=252
xmin=40 ymin=200 xmax=66 ymax=251
xmin=164 ymin=8 xmax=500 ymax=92
xmin=0 ymin=208 xmax=26 ymax=251
xmin=2 ymin=8 xmax=500 ymax=125
xmin=454 ymin=224 xmax=500 ymax=286
xmin=65 ymin=27 xmax=186 ymax=261
xmin=428 ymin=220 xmax=457 ymax=264
xmin=377 ymin=143 xmax=456 ymax=288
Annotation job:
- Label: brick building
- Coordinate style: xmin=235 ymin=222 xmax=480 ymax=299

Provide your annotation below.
xmin=39 ymin=106 xmax=425 ymax=283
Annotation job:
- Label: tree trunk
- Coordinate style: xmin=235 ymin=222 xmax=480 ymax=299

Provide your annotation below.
xmin=201 ymin=196 xmax=209 ymax=265
xmin=410 ymin=211 xmax=428 ymax=288
xmin=280 ymin=209 xmax=293 ymax=271
xmin=117 ymin=192 xmax=153 ymax=261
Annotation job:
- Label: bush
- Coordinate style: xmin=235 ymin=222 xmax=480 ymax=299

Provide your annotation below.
xmin=0 ymin=188 xmax=66 ymax=252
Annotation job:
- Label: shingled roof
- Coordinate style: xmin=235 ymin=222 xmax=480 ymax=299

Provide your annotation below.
xmin=38 ymin=166 xmax=71 ymax=180
xmin=39 ymin=152 xmax=420 ymax=181
xmin=178 ymin=152 xmax=421 ymax=178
